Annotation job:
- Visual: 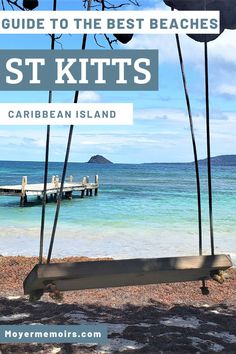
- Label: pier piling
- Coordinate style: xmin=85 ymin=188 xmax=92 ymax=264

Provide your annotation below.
xmin=0 ymin=174 xmax=99 ymax=206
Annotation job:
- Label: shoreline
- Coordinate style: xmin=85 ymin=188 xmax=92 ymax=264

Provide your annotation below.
xmin=1 ymin=226 xmax=235 ymax=267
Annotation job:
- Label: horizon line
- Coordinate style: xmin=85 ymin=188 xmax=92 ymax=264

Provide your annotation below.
xmin=0 ymin=154 xmax=235 ymax=165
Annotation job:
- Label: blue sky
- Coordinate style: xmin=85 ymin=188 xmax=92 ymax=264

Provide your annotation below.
xmin=0 ymin=0 xmax=235 ymax=163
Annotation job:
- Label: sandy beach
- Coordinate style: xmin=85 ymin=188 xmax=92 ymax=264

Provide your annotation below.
xmin=0 ymin=256 xmax=235 ymax=353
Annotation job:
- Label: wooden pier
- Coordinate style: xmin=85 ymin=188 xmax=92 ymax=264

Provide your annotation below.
xmin=0 ymin=175 xmax=99 ymax=206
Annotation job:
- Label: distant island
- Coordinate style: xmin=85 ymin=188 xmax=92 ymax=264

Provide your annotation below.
xmin=197 ymin=155 xmax=236 ymax=166
xmin=87 ymin=154 xmax=236 ymax=165
xmin=87 ymin=155 xmax=113 ymax=164
xmin=142 ymin=154 xmax=236 ymax=166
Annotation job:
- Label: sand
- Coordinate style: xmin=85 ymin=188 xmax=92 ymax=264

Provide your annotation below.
xmin=0 ymin=256 xmax=235 ymax=353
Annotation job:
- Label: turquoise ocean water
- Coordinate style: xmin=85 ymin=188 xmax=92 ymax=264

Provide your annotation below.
xmin=0 ymin=161 xmax=235 ymax=265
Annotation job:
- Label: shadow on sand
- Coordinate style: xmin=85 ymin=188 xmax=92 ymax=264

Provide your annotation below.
xmin=0 ymin=296 xmax=236 ymax=353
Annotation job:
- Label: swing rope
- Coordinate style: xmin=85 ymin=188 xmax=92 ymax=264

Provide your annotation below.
xmin=174 ymin=29 xmax=213 ymax=294
xmin=39 ymin=0 xmax=57 ymax=264
xmin=46 ymin=0 xmax=92 ymax=264
xmin=44 ymin=0 xmax=215 ymax=265
xmin=204 ymin=40 xmax=215 ymax=256
xmin=174 ymin=33 xmax=203 ymax=256
xmin=203 ymin=0 xmax=214 ymax=256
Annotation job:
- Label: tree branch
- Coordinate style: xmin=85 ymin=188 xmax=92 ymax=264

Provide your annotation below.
xmin=2 ymin=0 xmax=140 ymax=50
xmin=7 ymin=0 xmax=25 ymax=11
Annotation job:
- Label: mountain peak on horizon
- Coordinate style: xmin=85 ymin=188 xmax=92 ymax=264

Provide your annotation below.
xmin=87 ymin=155 xmax=113 ymax=164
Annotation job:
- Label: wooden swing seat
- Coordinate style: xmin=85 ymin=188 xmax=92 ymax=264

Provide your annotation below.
xmin=23 ymin=254 xmax=232 ymax=298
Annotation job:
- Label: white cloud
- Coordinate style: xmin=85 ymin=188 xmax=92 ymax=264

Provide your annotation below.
xmin=78 ymin=133 xmax=162 ymax=146
xmin=208 ymin=30 xmax=236 ymax=64
xmin=135 ymin=107 xmax=188 ymax=122
xmin=216 ymin=84 xmax=236 ymax=97
xmin=77 ymin=91 xmax=101 ymax=103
